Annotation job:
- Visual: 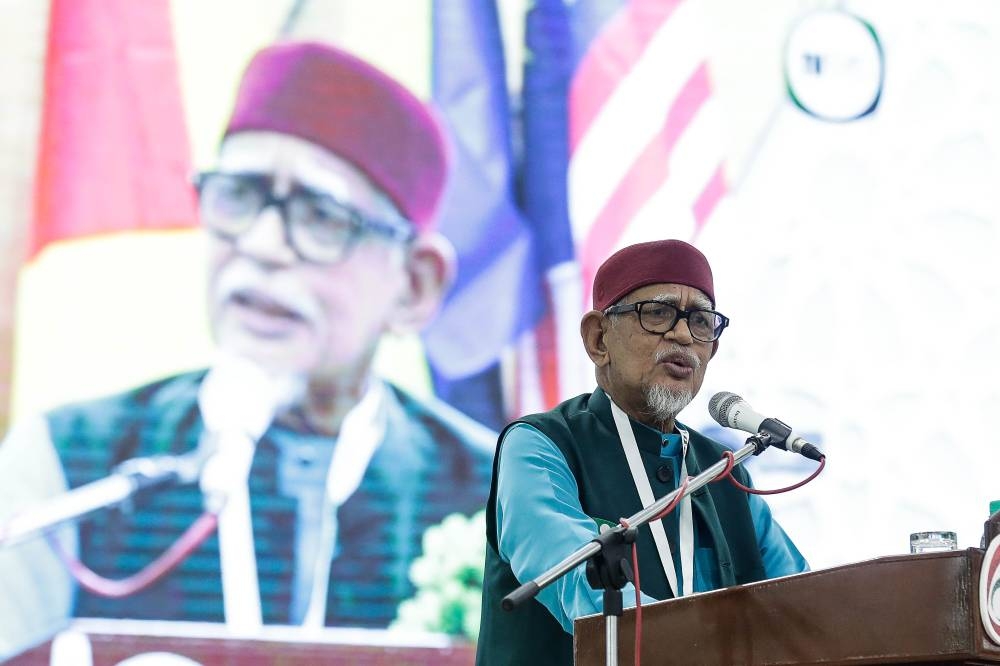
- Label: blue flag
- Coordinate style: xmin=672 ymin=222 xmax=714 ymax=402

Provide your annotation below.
xmin=422 ymin=0 xmax=546 ymax=429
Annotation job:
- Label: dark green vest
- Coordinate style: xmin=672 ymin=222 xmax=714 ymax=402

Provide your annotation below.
xmin=48 ymin=370 xmax=495 ymax=627
xmin=476 ymin=389 xmax=764 ymax=666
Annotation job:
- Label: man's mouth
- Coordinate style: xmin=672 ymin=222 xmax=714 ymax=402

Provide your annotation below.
xmin=659 ymin=351 xmax=696 ymax=378
xmin=230 ymin=289 xmax=306 ymax=322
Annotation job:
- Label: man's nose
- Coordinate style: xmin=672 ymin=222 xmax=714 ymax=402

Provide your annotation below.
xmin=665 ymin=317 xmax=694 ymax=344
xmin=234 ymin=205 xmax=298 ymax=266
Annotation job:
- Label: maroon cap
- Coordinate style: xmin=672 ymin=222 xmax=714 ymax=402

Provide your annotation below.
xmin=224 ymin=41 xmax=448 ymax=230
xmin=592 ymin=239 xmax=715 ymax=310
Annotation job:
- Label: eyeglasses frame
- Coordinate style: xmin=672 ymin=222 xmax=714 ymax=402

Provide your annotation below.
xmin=193 ymin=170 xmax=416 ymax=264
xmin=602 ymin=299 xmax=730 ymax=342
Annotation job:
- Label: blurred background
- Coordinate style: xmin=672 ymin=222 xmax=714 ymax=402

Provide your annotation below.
xmin=0 ymin=0 xmax=996 ymax=611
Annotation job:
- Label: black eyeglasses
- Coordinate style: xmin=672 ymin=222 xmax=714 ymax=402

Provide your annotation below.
xmin=603 ymin=299 xmax=729 ymax=342
xmin=194 ymin=171 xmax=415 ymax=264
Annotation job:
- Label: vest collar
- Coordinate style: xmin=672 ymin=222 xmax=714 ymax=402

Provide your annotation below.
xmin=590 ymin=387 xmax=685 ymax=457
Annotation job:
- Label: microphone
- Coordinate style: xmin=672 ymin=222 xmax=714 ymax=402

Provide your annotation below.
xmin=708 ymin=391 xmax=825 ymax=462
xmin=196 ymin=352 xmax=302 ymax=630
xmin=196 ymin=351 xmax=304 ymax=505
xmin=0 ymin=354 xmax=303 ymax=549
xmin=0 ymin=448 xmax=211 ymax=549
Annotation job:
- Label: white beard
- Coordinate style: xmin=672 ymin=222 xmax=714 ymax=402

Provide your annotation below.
xmin=644 ymin=384 xmax=693 ymax=424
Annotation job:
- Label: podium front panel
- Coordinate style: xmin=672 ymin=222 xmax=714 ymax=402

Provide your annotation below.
xmin=575 ymin=549 xmax=1000 ymax=666
xmin=9 ymin=619 xmax=476 ymax=665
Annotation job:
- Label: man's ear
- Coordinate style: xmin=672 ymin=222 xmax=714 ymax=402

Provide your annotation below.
xmin=580 ymin=310 xmax=611 ymax=368
xmin=387 ymin=232 xmax=456 ymax=335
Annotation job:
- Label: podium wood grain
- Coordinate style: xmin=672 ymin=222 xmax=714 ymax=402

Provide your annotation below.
xmin=575 ymin=549 xmax=1000 ymax=665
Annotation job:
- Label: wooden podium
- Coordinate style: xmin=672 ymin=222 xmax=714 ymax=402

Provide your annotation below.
xmin=9 ymin=619 xmax=476 ymax=665
xmin=575 ymin=548 xmax=1000 ymax=665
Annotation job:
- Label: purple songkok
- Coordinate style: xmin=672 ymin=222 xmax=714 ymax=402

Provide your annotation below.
xmin=225 ymin=41 xmax=448 ymax=230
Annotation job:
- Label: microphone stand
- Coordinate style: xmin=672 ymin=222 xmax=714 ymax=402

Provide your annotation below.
xmin=0 ymin=451 xmax=205 ymax=549
xmin=502 ymin=434 xmax=772 ymax=666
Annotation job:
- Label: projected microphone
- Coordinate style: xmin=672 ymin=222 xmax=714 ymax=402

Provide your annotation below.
xmin=708 ymin=391 xmax=825 ymax=462
xmin=197 ymin=352 xmax=303 ymax=506
xmin=0 ymin=449 xmax=211 ymax=549
xmin=196 ymin=352 xmax=303 ymax=630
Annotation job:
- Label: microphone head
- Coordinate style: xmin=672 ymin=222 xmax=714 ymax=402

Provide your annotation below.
xmin=708 ymin=391 xmax=744 ymax=428
xmin=197 ymin=353 xmax=304 ymax=503
xmin=198 ymin=351 xmax=304 ymax=439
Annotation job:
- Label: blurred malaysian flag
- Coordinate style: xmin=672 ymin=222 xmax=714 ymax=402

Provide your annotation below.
xmin=425 ymin=0 xmax=728 ymax=425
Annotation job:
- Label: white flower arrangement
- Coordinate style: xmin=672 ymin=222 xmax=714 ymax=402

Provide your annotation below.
xmin=392 ymin=510 xmax=486 ymax=640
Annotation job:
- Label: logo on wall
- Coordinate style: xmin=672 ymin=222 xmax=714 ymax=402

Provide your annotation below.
xmin=784 ymin=9 xmax=884 ymax=122
xmin=983 ymin=535 xmax=1000 ymax=646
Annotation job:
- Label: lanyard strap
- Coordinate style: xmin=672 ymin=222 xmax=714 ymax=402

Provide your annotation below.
xmin=302 ymin=381 xmax=387 ymax=627
xmin=609 ymin=399 xmax=694 ymax=598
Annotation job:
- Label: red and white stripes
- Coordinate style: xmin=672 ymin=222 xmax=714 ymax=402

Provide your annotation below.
xmin=514 ymin=0 xmax=728 ymax=417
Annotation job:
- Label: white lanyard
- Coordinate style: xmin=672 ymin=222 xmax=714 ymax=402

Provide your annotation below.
xmin=301 ymin=380 xmax=387 ymax=627
xmin=609 ymin=399 xmax=694 ymax=598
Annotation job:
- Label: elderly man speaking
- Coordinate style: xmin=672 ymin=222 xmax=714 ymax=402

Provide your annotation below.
xmin=476 ymin=240 xmax=808 ymax=666
xmin=0 ymin=41 xmax=494 ymax=657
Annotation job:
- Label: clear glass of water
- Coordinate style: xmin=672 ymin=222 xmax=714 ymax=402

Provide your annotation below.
xmin=909 ymin=531 xmax=958 ymax=554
